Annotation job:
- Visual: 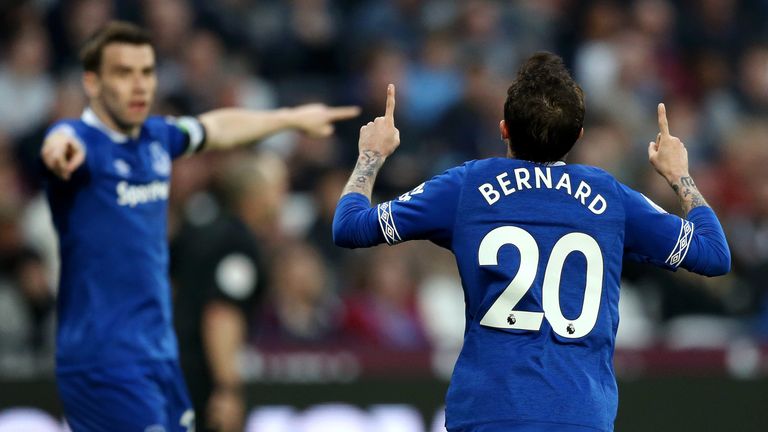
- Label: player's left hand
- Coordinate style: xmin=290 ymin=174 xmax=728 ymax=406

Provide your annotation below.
xmin=648 ymin=103 xmax=689 ymax=184
xmin=291 ymin=103 xmax=361 ymax=138
xmin=358 ymin=83 xmax=400 ymax=159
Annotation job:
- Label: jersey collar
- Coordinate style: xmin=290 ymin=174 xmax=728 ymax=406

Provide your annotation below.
xmin=518 ymin=159 xmax=566 ymax=166
xmin=81 ymin=107 xmax=129 ymax=143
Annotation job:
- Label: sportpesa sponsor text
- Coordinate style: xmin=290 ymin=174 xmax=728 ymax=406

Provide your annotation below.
xmin=116 ymin=181 xmax=170 ymax=207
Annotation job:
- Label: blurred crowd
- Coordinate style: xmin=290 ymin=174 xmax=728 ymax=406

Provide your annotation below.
xmin=0 ymin=0 xmax=767 ymax=377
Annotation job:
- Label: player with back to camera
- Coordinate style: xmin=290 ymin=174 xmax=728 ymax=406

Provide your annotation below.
xmin=40 ymin=21 xmax=359 ymax=432
xmin=333 ymin=52 xmax=730 ymax=432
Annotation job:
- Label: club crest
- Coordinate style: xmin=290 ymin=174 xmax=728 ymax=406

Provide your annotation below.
xmin=149 ymin=142 xmax=171 ymax=176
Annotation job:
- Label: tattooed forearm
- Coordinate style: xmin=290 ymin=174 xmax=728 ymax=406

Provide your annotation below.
xmin=341 ymin=150 xmax=385 ymax=199
xmin=670 ymin=175 xmax=709 ymax=216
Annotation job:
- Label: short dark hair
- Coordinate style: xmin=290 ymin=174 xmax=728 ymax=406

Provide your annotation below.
xmin=504 ymin=52 xmax=585 ymax=162
xmin=79 ymin=21 xmax=153 ymax=72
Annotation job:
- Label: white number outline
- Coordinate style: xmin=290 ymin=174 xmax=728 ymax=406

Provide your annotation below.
xmin=478 ymin=227 xmax=604 ymax=339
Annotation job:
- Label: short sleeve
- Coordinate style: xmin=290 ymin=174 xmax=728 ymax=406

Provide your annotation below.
xmin=194 ymin=236 xmax=263 ymax=308
xmin=163 ymin=116 xmax=206 ymax=159
xmin=619 ymin=183 xmax=693 ymax=270
xmin=375 ymin=164 xmax=467 ymax=248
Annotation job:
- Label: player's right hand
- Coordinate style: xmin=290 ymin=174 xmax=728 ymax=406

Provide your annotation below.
xmin=648 ymin=103 xmax=689 ymax=184
xmin=358 ymin=83 xmax=400 ymax=158
xmin=41 ymin=131 xmax=85 ymax=181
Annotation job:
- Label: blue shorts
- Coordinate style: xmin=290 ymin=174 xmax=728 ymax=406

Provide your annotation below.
xmin=57 ymin=360 xmax=194 ymax=432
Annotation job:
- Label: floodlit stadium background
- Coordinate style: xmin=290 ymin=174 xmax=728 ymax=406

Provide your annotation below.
xmin=0 ymin=0 xmax=767 ymax=431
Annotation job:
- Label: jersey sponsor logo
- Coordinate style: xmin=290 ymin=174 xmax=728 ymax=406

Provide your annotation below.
xmin=150 ymin=142 xmax=171 ymax=176
xmin=478 ymin=166 xmax=607 ymax=215
xmin=116 ymin=180 xmax=170 ymax=207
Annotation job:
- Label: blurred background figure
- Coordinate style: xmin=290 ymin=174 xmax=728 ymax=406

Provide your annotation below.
xmin=172 ymin=152 xmax=287 ymax=432
xmin=255 ymin=241 xmax=345 ymax=348
xmin=0 ymin=24 xmax=54 ymax=140
xmin=343 ymin=245 xmax=430 ymax=351
xmin=0 ymin=203 xmax=54 ymax=376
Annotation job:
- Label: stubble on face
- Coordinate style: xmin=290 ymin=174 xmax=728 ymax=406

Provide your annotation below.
xmin=91 ymin=43 xmax=157 ymax=135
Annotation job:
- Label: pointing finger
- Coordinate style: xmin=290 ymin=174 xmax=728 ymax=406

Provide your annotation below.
xmin=385 ymin=84 xmax=396 ymax=122
xmin=657 ymin=103 xmax=670 ymax=136
xmin=67 ymin=147 xmax=85 ymax=174
xmin=54 ymin=155 xmax=69 ymax=179
xmin=328 ymin=106 xmax=361 ymax=121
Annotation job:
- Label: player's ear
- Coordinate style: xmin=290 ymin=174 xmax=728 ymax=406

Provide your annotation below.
xmin=82 ymin=71 xmax=100 ymax=99
xmin=578 ymin=128 xmax=584 ymax=140
xmin=499 ymin=120 xmax=510 ymax=140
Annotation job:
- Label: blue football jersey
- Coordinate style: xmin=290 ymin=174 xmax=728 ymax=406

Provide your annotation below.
xmin=334 ymin=157 xmax=729 ymax=431
xmin=45 ymin=108 xmax=204 ymax=370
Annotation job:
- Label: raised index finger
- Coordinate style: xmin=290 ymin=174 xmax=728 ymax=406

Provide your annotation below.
xmin=385 ymin=84 xmax=396 ymax=121
xmin=657 ymin=103 xmax=670 ymax=136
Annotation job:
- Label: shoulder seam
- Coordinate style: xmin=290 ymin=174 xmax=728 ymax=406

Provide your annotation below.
xmin=450 ymin=162 xmax=471 ymax=250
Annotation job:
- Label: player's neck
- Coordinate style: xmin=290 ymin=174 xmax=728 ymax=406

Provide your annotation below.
xmin=89 ymin=102 xmax=142 ymax=139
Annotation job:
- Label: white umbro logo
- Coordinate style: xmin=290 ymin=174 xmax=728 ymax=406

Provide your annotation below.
xmin=114 ymin=159 xmax=131 ymax=177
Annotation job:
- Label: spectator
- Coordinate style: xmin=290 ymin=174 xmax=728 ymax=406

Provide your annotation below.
xmin=343 ymin=245 xmax=430 ymax=350
xmin=0 ymin=24 xmax=55 ymax=139
xmin=255 ymin=241 xmax=345 ymax=347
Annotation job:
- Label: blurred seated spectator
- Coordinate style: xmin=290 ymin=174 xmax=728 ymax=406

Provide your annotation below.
xmin=342 ymin=245 xmax=430 ymax=350
xmin=0 ymin=24 xmax=54 ymax=139
xmin=0 ymin=204 xmax=54 ymax=375
xmin=255 ymin=241 xmax=346 ymax=347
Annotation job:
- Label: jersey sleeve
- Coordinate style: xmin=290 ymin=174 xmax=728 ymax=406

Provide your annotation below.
xmin=619 ymin=183 xmax=730 ymax=275
xmin=163 ymin=116 xmax=206 ymax=159
xmin=192 ymin=232 xmax=264 ymax=309
xmin=333 ymin=164 xmax=467 ymax=249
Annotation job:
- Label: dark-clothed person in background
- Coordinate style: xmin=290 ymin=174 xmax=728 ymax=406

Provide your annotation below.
xmin=172 ymin=153 xmax=287 ymax=432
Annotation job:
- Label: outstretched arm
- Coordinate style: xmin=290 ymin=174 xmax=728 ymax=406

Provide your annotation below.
xmin=199 ymin=104 xmax=360 ymax=151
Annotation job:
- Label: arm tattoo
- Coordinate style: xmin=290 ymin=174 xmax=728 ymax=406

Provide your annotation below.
xmin=341 ymin=150 xmax=385 ymax=199
xmin=670 ymin=175 xmax=709 ymax=216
